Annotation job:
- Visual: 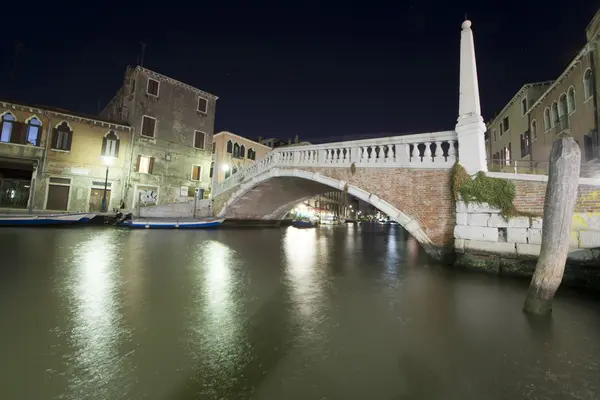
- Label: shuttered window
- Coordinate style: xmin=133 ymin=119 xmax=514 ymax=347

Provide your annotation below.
xmin=136 ymin=155 xmax=154 ymax=174
xmin=194 ymin=131 xmax=205 ymax=149
xmin=141 ymin=116 xmax=156 ymax=138
xmin=191 ymin=165 xmax=202 ymax=181
xmin=51 ymin=121 xmax=73 ymax=151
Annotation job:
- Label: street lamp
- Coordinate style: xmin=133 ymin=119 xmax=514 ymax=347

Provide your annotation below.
xmin=101 ymin=156 xmax=114 ymax=212
xmin=222 ymin=164 xmax=230 ymax=171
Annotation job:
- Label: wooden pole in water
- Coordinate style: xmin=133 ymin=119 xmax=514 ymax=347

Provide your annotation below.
xmin=523 ymin=137 xmax=581 ymax=316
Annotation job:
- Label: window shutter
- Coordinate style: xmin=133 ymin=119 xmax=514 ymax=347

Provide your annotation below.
xmin=114 ymin=140 xmax=120 ymax=158
xmin=36 ymin=125 xmax=43 ymax=146
xmin=65 ymin=130 xmax=73 ymax=150
xmin=9 ymin=122 xmax=24 ymax=144
xmin=101 ymin=137 xmax=107 ymax=155
xmin=148 ymin=157 xmax=155 ymax=174
xmin=135 ymin=155 xmax=141 ymax=172
xmin=51 ymin=128 xmax=59 ymax=149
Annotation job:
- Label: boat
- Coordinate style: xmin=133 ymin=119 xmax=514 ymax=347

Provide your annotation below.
xmin=0 ymin=212 xmax=95 ymax=226
xmin=121 ymin=218 xmax=224 ymax=229
xmin=292 ymin=219 xmax=318 ymax=229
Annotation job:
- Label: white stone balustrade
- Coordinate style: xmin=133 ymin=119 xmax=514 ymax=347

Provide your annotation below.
xmin=213 ymin=130 xmax=458 ymax=196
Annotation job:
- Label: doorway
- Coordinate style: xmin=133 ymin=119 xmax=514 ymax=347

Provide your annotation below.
xmin=46 ymin=185 xmax=70 ymax=210
xmin=89 ymin=188 xmax=111 ymax=212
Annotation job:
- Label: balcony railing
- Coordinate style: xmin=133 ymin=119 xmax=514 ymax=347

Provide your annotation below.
xmin=549 ymin=115 xmax=570 ymax=136
xmin=487 ymin=159 xmax=600 ymax=178
xmin=214 ymin=130 xmax=459 ymax=195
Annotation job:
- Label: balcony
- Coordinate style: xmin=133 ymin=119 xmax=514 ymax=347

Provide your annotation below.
xmin=0 ymin=141 xmax=44 ymax=162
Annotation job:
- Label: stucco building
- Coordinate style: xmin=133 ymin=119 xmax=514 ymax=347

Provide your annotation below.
xmin=487 ymin=9 xmax=600 ymax=172
xmin=0 ymin=100 xmax=132 ymax=212
xmin=212 ymin=131 xmax=271 ymax=183
xmin=101 ymin=66 xmax=218 ymax=207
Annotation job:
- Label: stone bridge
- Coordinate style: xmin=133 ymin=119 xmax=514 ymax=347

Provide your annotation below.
xmin=212 ymin=131 xmax=459 ymax=258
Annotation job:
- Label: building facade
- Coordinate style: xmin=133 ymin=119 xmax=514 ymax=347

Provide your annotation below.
xmin=0 ymin=100 xmax=132 ymax=212
xmin=212 ymin=131 xmax=271 ymax=183
xmin=101 ymin=66 xmax=218 ymax=207
xmin=487 ymin=9 xmax=600 ymax=171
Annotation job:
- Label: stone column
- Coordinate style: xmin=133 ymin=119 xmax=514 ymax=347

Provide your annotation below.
xmin=455 ymin=20 xmax=487 ymax=175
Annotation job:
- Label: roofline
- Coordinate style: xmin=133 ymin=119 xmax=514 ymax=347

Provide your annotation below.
xmin=0 ymin=100 xmax=132 ymax=131
xmin=214 ymin=131 xmax=273 ymax=149
xmin=525 ymin=44 xmax=592 ymax=116
xmin=487 ymin=81 xmax=554 ymax=125
xmin=135 ymin=66 xmax=218 ymax=100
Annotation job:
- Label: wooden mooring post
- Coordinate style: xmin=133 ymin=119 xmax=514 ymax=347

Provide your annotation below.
xmin=523 ymin=137 xmax=581 ymax=316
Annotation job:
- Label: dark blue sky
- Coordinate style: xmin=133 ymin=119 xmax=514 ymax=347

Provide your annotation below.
xmin=0 ymin=1 xmax=596 ymax=141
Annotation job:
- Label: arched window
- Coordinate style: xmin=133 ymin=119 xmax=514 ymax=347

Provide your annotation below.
xmin=0 ymin=112 xmax=16 ymax=143
xmin=240 ymin=145 xmax=246 ymax=158
xmin=558 ymin=94 xmax=567 ymax=122
xmin=226 ymin=140 xmax=233 ymax=153
xmin=25 ymin=116 xmax=42 ymax=146
xmin=550 ymin=102 xmax=559 ymax=127
xmin=52 ymin=121 xmax=73 ymax=151
xmin=567 ymin=87 xmax=575 ymax=114
xmin=233 ymin=142 xmax=240 ymax=158
xmin=543 ymin=108 xmax=551 ymax=131
xmin=102 ymin=130 xmax=120 ymax=158
xmin=248 ymin=148 xmax=255 ymax=160
xmin=583 ymin=68 xmax=593 ymax=100
xmin=531 ymin=120 xmax=537 ymax=141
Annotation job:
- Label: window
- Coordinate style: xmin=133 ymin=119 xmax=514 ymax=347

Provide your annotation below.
xmin=521 ymin=98 xmax=527 ymax=115
xmin=248 ymin=148 xmax=255 ymax=160
xmin=209 ymin=162 xmax=214 ymax=178
xmin=567 ymin=87 xmax=575 ymax=114
xmin=191 ymin=165 xmax=202 ymax=181
xmin=531 ymin=120 xmax=537 ymax=141
xmin=52 ymin=121 xmax=72 ymax=151
xmin=197 ymin=97 xmax=208 ymax=113
xmin=0 ymin=112 xmax=16 ymax=143
xmin=507 ymin=143 xmax=511 ymax=165
xmin=102 ymin=130 xmax=120 ymax=158
xmin=141 ymin=116 xmax=156 ymax=138
xmin=212 ymin=142 xmax=216 ymax=153
xmin=584 ymin=68 xmax=593 ymax=101
xmin=147 ymin=78 xmax=159 ymax=96
xmin=551 ymin=102 xmax=559 ymax=126
xmin=226 ymin=140 xmax=233 ymax=153
xmin=492 ymin=130 xmax=496 ymax=142
xmin=502 ymin=117 xmax=509 ymax=134
xmin=194 ymin=130 xmax=205 ymax=149
xmin=131 ymin=79 xmax=136 ymax=95
xmin=544 ymin=108 xmax=551 ymax=131
xmin=233 ymin=142 xmax=240 ymax=158
xmin=25 ymin=117 xmax=42 ymax=146
xmin=136 ymin=155 xmax=154 ymax=174
xmin=520 ymin=132 xmax=530 ymax=157
xmin=240 ymin=145 xmax=246 ymax=158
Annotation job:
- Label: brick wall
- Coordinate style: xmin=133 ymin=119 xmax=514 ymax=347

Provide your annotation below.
xmin=214 ymin=166 xmax=455 ymax=250
xmin=511 ymin=179 xmax=600 ymax=213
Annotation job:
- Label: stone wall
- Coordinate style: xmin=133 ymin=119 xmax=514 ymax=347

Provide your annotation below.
xmin=137 ymin=199 xmax=211 ymax=218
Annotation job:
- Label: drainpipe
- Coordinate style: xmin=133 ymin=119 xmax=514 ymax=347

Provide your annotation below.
xmin=589 ymin=48 xmax=600 ymax=159
xmin=36 ymin=120 xmax=53 ymax=211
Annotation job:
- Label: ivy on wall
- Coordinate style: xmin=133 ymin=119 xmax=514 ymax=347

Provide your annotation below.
xmin=451 ymin=163 xmax=539 ymax=219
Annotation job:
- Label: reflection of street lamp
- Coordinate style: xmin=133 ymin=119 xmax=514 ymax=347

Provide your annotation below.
xmin=101 ymin=156 xmax=114 ymax=212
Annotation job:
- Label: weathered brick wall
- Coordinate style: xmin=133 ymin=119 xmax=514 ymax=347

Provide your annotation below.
xmin=511 ymin=179 xmax=600 ymax=213
xmin=214 ymin=167 xmax=455 ymax=250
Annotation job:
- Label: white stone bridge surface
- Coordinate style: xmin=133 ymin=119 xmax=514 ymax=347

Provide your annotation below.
xmin=212 ymin=131 xmax=459 ymax=258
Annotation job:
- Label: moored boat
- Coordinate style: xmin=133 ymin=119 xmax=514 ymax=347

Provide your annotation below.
xmin=292 ymin=219 xmax=318 ymax=229
xmin=121 ymin=218 xmax=224 ymax=229
xmin=0 ymin=212 xmax=94 ymax=226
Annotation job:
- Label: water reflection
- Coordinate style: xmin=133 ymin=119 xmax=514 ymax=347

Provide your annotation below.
xmin=65 ymin=231 xmax=130 ymax=398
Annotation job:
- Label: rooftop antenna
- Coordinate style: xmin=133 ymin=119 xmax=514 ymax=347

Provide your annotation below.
xmin=10 ymin=42 xmax=24 ymax=82
xmin=140 ymin=42 xmax=147 ymax=67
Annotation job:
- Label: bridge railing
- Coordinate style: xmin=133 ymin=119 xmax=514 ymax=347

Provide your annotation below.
xmin=214 ymin=130 xmax=458 ymax=195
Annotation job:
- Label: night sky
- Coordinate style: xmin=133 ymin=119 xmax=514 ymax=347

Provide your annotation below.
xmin=0 ymin=1 xmax=597 ymax=142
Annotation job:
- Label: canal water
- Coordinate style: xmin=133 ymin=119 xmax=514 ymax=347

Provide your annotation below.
xmin=0 ymin=225 xmax=599 ymax=400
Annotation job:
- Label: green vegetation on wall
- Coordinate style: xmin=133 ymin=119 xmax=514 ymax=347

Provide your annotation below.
xmin=451 ymin=163 xmax=537 ymax=219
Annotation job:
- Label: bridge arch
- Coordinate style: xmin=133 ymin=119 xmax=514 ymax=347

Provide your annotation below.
xmin=214 ymin=167 xmax=444 ymax=259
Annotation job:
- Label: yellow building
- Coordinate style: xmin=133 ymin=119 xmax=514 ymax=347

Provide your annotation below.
xmin=211 ymin=131 xmax=272 ymax=183
xmin=0 ymin=100 xmax=132 ymax=212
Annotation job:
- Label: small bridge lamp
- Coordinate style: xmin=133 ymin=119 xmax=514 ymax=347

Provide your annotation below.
xmin=222 ymin=164 xmax=230 ymax=171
